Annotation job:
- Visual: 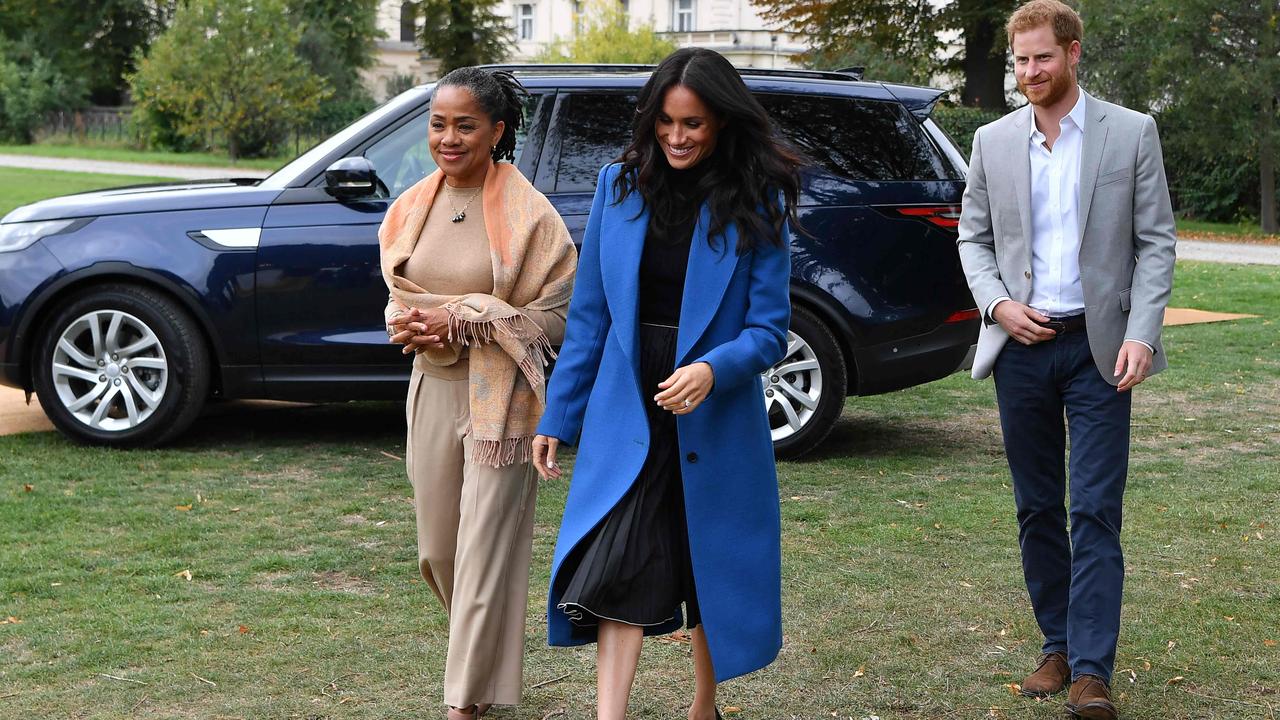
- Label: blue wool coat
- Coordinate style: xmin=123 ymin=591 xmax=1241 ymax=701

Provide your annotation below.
xmin=536 ymin=163 xmax=791 ymax=683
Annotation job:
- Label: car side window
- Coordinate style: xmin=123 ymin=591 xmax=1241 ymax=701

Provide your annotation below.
xmin=759 ymin=94 xmax=951 ymax=182
xmin=364 ymin=94 xmax=539 ymax=198
xmin=554 ymin=93 xmax=637 ymax=193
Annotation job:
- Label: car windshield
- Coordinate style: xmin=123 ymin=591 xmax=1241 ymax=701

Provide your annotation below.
xmin=258 ymin=87 xmax=432 ymax=190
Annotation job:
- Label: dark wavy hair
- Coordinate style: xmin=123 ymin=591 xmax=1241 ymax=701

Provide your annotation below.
xmin=613 ymin=48 xmax=803 ymax=254
xmin=435 ymin=67 xmax=529 ymax=163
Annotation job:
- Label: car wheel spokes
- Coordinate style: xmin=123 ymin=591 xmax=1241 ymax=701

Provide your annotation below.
xmin=762 ymin=330 xmax=824 ymax=442
xmin=51 ymin=310 xmax=169 ymax=432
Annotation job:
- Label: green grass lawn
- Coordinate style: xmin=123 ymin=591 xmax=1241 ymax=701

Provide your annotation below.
xmin=0 ymin=141 xmax=289 ymax=172
xmin=0 ymin=167 xmax=175 ymax=217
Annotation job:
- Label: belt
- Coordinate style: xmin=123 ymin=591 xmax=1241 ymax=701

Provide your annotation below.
xmin=1035 ymin=314 xmax=1087 ymax=334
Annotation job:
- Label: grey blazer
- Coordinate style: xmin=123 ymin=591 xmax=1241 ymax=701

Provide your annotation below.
xmin=957 ymin=91 xmax=1177 ymax=384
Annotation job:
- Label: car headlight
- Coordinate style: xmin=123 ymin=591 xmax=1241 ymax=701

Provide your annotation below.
xmin=0 ymin=219 xmax=81 ymax=253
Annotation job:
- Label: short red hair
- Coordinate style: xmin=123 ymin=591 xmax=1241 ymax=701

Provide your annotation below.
xmin=1006 ymin=0 xmax=1083 ymax=50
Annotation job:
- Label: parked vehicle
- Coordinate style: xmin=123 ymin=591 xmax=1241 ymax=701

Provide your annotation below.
xmin=0 ymin=64 xmax=977 ymax=457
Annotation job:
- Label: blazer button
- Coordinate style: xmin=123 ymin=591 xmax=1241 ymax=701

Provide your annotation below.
xmin=1024 ymin=270 xmax=1032 ymax=279
xmin=686 ymin=452 xmax=698 ymax=463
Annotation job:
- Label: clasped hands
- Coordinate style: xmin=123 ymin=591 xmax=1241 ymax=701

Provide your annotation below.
xmin=532 ymin=362 xmax=715 ymax=480
xmin=993 ymin=300 xmax=1153 ymax=392
xmin=388 ymin=307 xmax=451 ymax=354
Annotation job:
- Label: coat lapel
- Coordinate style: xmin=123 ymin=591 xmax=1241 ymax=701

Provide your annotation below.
xmin=598 ymin=192 xmax=646 ymax=379
xmin=1011 ymin=107 xmax=1035 ymax=255
xmin=1077 ymin=92 xmax=1110 ymax=244
xmin=677 ymin=204 xmax=740 ymax=365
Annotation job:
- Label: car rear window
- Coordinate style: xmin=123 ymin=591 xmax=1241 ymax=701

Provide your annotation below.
xmin=759 ymin=94 xmax=952 ymax=182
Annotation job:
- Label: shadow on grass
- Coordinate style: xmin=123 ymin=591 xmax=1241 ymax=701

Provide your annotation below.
xmin=789 ymin=411 xmax=1004 ymax=463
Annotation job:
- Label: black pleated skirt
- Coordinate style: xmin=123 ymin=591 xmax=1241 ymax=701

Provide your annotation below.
xmin=557 ymin=323 xmax=702 ymax=629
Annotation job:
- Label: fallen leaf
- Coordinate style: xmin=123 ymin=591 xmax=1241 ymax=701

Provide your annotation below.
xmin=238 ymin=625 xmax=249 ymax=634
xmin=934 ymin=522 xmax=942 ymax=530
xmin=1167 ymin=676 xmax=1184 ymax=686
xmin=230 ymin=507 xmax=241 ymax=513
xmin=50 ymin=582 xmax=62 ymax=587
xmin=960 ymin=581 xmax=973 ymax=588
xmin=174 ymin=569 xmax=192 ymax=581
xmin=1142 ymin=660 xmax=1152 ymax=671
xmin=1264 ymin=639 xmax=1276 ymax=647
xmin=0 ymin=616 xmax=20 ymax=625
xmin=1006 ymin=682 xmax=1021 ymax=695
xmin=722 ymin=707 xmax=742 ymax=716
xmin=853 ymin=664 xmax=866 ymax=678
xmin=23 ymin=484 xmax=33 ymax=492
xmin=174 ymin=504 xmax=192 ymax=512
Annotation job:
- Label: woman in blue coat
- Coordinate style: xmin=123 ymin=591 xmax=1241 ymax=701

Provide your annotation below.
xmin=531 ymin=48 xmax=803 ymax=720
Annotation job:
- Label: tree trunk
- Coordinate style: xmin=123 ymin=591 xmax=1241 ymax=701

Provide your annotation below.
xmin=959 ymin=8 xmax=1008 ymax=110
xmin=1262 ymin=100 xmax=1277 ymax=234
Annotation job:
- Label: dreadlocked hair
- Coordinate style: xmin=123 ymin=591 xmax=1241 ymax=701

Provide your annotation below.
xmin=436 ymin=67 xmax=529 ymax=163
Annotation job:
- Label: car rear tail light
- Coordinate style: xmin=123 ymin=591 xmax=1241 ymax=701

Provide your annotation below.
xmin=895 ymin=205 xmax=961 ymax=229
xmin=945 ymin=309 xmax=980 ymax=323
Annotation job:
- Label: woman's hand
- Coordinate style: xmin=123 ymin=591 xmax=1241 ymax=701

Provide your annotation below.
xmin=655 ymin=362 xmax=714 ymax=415
xmin=531 ymin=434 xmax=562 ymax=480
xmin=389 ymin=307 xmax=451 ymax=354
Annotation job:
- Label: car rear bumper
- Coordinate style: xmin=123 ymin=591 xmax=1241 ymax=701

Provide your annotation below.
xmin=852 ymin=317 xmax=979 ymax=395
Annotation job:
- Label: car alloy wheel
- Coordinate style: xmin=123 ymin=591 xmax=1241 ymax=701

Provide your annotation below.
xmin=50 ymin=310 xmax=169 ymax=432
xmin=762 ymin=331 xmax=822 ymax=442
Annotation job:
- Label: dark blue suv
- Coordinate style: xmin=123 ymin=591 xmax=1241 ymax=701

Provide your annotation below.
xmin=0 ymin=65 xmax=977 ymax=457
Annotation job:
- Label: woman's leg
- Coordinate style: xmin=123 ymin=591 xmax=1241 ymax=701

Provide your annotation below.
xmin=597 ymin=620 xmax=644 ymax=720
xmin=689 ymin=625 xmax=718 ymax=720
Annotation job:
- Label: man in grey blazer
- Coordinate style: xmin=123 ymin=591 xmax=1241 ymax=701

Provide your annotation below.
xmin=956 ymin=2 xmax=1176 ymax=718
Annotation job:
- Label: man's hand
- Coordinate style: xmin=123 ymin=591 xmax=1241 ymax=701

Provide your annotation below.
xmin=531 ymin=434 xmax=562 ymax=480
xmin=993 ymin=301 xmax=1057 ymax=345
xmin=1114 ymin=340 xmax=1153 ymax=392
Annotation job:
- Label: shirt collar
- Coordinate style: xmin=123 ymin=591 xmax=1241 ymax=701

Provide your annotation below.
xmin=1029 ymin=87 xmax=1087 ymax=142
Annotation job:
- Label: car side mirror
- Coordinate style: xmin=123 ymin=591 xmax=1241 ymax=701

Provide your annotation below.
xmin=323 ymin=157 xmax=380 ymax=199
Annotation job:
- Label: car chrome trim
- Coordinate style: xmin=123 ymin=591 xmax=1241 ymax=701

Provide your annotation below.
xmin=194 ymin=227 xmax=261 ymax=249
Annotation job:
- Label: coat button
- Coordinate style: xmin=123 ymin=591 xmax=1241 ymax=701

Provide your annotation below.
xmin=1024 ymin=270 xmax=1032 ymax=279
xmin=686 ymin=452 xmax=698 ymax=463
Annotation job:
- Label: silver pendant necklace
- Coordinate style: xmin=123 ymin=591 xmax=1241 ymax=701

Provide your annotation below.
xmin=445 ymin=185 xmax=481 ymax=223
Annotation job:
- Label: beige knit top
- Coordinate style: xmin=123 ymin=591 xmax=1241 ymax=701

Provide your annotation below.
xmin=391 ymin=183 xmax=567 ymax=380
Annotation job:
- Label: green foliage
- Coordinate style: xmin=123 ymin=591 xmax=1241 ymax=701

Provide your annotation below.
xmin=533 ymin=0 xmax=678 ymax=64
xmin=385 ymin=73 xmax=422 ymax=99
xmin=0 ymin=38 xmax=87 ymax=144
xmin=129 ymin=0 xmax=330 ymax=159
xmin=0 ymin=0 xmax=173 ymax=106
xmin=1081 ymin=0 xmax=1279 ymax=230
xmin=931 ymin=104 xmax=1005 ymax=149
xmin=286 ymin=0 xmax=382 ymax=114
xmin=412 ymin=0 xmax=512 ymax=73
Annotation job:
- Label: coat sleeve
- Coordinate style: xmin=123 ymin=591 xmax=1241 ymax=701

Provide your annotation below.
xmin=535 ymin=165 xmax=615 ymax=445
xmin=956 ymin=127 xmax=1009 ymax=320
xmin=1125 ymin=114 xmax=1177 ymax=351
xmin=694 ymin=224 xmax=791 ymax=394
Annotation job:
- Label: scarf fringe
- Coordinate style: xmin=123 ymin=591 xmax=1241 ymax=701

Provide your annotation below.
xmin=471 ymin=435 xmax=535 ymax=468
xmin=447 ymin=312 xmax=523 ymax=347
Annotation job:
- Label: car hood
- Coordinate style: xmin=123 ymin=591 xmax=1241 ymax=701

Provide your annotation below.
xmin=1 ymin=179 xmax=283 ymax=224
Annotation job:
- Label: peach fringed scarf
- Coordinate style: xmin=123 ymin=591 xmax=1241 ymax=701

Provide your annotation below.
xmin=379 ymin=162 xmax=576 ymax=467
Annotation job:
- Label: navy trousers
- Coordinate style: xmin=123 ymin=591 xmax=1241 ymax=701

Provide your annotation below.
xmin=992 ymin=329 xmax=1131 ymax=682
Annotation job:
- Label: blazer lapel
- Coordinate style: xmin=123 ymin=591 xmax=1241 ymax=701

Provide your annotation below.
xmin=1011 ymin=107 xmax=1035 ymax=254
xmin=1077 ymin=92 xmax=1110 ymax=244
xmin=676 ymin=204 xmax=739 ymax=366
xmin=598 ymin=193 xmax=646 ymax=379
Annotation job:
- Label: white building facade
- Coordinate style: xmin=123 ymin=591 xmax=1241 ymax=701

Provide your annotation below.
xmin=363 ymin=0 xmax=807 ymax=101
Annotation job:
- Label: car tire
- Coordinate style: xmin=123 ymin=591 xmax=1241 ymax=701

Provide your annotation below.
xmin=766 ymin=304 xmax=847 ymax=459
xmin=32 ymin=284 xmax=210 ymax=447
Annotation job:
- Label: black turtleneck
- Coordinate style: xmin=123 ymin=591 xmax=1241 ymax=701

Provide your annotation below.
xmin=638 ymin=164 xmax=709 ymax=326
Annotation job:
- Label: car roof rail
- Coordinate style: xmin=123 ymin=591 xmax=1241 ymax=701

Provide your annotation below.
xmin=476 ymin=63 xmax=867 ymax=83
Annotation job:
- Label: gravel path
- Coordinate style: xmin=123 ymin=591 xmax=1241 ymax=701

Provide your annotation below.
xmin=0 ymin=153 xmax=272 ymax=181
xmin=1178 ymin=239 xmax=1280 ymax=265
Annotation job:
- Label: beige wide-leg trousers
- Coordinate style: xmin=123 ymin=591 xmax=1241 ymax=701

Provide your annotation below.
xmin=406 ymin=370 xmax=538 ymax=708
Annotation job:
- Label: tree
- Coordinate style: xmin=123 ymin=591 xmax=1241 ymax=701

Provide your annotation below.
xmin=411 ymin=0 xmax=512 ymax=73
xmin=129 ymin=0 xmax=329 ymax=159
xmin=751 ymin=0 xmax=1019 ymax=109
xmin=533 ymin=0 xmax=678 ymax=64
xmin=0 ymin=1 xmax=175 ymax=106
xmin=1082 ymin=0 xmax=1279 ymax=233
xmin=286 ymin=0 xmax=383 ymax=114
xmin=0 ymin=37 xmax=86 ymax=143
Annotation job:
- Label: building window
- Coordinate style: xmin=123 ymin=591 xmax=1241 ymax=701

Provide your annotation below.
xmin=516 ymin=3 xmax=535 ymax=40
xmin=400 ymin=1 xmax=417 ymax=42
xmin=619 ymin=0 xmax=629 ymax=13
xmin=672 ymin=0 xmax=693 ymax=32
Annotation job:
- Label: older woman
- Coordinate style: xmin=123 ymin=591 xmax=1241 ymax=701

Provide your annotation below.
xmin=532 ymin=48 xmax=802 ymax=720
xmin=380 ymin=67 xmax=576 ymax=719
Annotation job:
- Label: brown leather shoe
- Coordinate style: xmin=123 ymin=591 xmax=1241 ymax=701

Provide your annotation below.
xmin=1019 ymin=651 xmax=1069 ymax=697
xmin=1066 ymin=674 xmax=1117 ymax=719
